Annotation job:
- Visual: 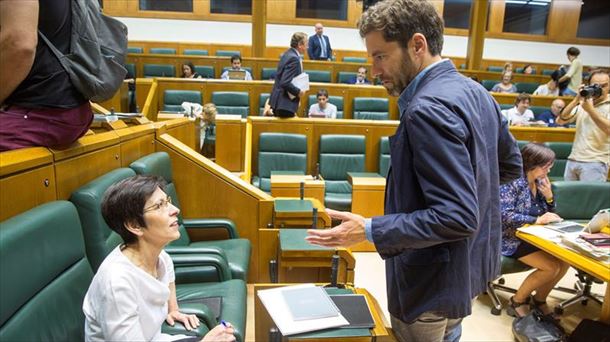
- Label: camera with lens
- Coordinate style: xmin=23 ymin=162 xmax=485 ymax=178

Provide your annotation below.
xmin=579 ymin=84 xmax=602 ymax=98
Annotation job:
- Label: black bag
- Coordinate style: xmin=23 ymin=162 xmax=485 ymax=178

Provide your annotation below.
xmin=39 ymin=0 xmax=128 ymax=102
xmin=568 ymin=319 xmax=610 ymax=342
xmin=513 ymin=311 xmax=567 ymax=342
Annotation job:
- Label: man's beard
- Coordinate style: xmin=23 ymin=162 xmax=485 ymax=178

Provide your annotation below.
xmin=383 ymin=54 xmax=417 ymax=97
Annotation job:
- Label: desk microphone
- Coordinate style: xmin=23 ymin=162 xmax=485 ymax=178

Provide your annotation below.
xmin=330 ymin=252 xmax=339 ymax=288
xmin=314 ymin=163 xmax=320 ymax=180
xmin=312 ymin=207 xmax=318 ymax=229
xmin=269 ymin=260 xmax=278 ymax=283
xmin=299 ymin=181 xmax=305 ymax=200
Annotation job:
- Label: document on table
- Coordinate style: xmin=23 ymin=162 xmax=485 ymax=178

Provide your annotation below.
xmin=257 ymin=283 xmax=349 ymax=336
xmin=517 ymin=225 xmax=564 ymax=242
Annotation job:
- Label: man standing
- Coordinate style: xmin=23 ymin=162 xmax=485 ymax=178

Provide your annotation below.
xmin=0 ymin=0 xmax=93 ymax=151
xmin=306 ymin=1 xmax=522 ymax=341
xmin=558 ymin=47 xmax=583 ymax=96
xmin=270 ymin=32 xmax=308 ymax=118
xmin=307 ymin=23 xmax=332 ymax=61
xmin=557 ymin=70 xmax=610 ymax=181
xmin=346 ymin=66 xmax=371 ymax=85
xmin=537 ymin=99 xmax=567 ymax=127
xmin=220 ymin=55 xmax=253 ymax=81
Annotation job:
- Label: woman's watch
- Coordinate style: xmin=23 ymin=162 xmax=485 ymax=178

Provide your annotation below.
xmin=545 ymin=196 xmax=554 ymax=204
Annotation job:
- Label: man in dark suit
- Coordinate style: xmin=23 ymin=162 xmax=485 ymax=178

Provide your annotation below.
xmin=270 ymin=32 xmax=308 ymax=118
xmin=307 ymin=23 xmax=332 ymax=61
xmin=346 ymin=66 xmax=372 ymax=85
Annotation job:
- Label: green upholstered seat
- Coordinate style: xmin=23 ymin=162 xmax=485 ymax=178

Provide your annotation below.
xmin=150 ymin=47 xmax=176 ymax=54
xmin=128 ymin=46 xmax=143 ymax=53
xmin=195 ymin=65 xmax=215 ymax=78
xmin=338 ymin=71 xmax=357 ymax=84
xmin=0 ymin=201 xmax=93 ymax=340
xmin=515 ymin=82 xmax=539 ymax=94
xmin=212 ymin=91 xmax=250 ymax=118
xmin=482 ymin=80 xmax=497 ymax=91
xmin=143 ymin=63 xmax=176 ymax=77
xmin=308 ymin=95 xmax=344 ymax=118
xmin=552 ymin=181 xmax=610 ymax=221
xmin=530 ymin=106 xmax=547 ymax=117
xmin=487 ymin=66 xmax=503 ymax=72
xmin=184 ymin=49 xmax=209 ymax=56
xmin=125 ymin=63 xmax=136 ymax=78
xmin=252 ymin=133 xmax=308 ymax=192
xmin=261 ymin=67 xmax=276 ymax=80
xmin=163 ymin=90 xmax=202 ymax=112
xmin=379 ymin=136 xmax=390 ymax=177
xmin=216 ymin=50 xmax=240 ymax=57
xmin=319 ymin=134 xmax=366 ymax=211
xmin=542 ymin=69 xmax=555 ymax=76
xmin=259 ymin=93 xmax=270 ymax=115
xmin=353 ymin=97 xmax=389 ymax=120
xmin=130 ymin=152 xmax=251 ymax=281
xmin=342 ymin=56 xmax=367 ymax=63
xmin=545 ymin=142 xmax=572 ymax=181
xmin=304 ymin=70 xmax=331 ymax=83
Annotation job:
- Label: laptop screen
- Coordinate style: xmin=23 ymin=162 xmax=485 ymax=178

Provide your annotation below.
xmin=228 ymin=70 xmax=246 ymax=80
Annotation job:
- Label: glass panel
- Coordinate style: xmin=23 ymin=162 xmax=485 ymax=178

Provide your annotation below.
xmin=443 ymin=0 xmax=472 ymax=29
xmin=210 ymin=0 xmax=252 ymax=15
xmin=503 ymin=0 xmax=551 ymax=35
xmin=296 ymin=0 xmax=348 ymax=21
xmin=139 ymin=0 xmax=193 ymax=12
xmin=577 ymin=0 xmax=610 ymax=40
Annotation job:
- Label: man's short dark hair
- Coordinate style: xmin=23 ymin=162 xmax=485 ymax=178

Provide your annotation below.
xmin=316 ymin=89 xmax=329 ymax=98
xmin=515 ymin=93 xmax=531 ymax=105
xmin=290 ymin=32 xmax=308 ymax=48
xmin=567 ymin=47 xmax=580 ymax=57
xmin=101 ymin=175 xmax=167 ymax=245
xmin=521 ymin=143 xmax=555 ymax=175
xmin=357 ymin=0 xmax=444 ymax=56
xmin=230 ymin=54 xmax=241 ymax=63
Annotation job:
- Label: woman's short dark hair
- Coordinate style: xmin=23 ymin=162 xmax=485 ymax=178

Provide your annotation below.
xmin=316 ymin=89 xmax=329 ymax=98
xmin=358 ymin=0 xmax=444 ymax=56
xmin=101 ymin=175 xmax=167 ymax=245
xmin=521 ymin=143 xmax=555 ymax=175
xmin=182 ymin=62 xmax=196 ymax=77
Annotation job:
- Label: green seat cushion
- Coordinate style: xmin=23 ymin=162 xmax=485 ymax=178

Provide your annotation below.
xmin=515 ymin=82 xmax=538 ymax=94
xmin=542 ymin=69 xmax=555 ymax=76
xmin=552 ymin=181 xmax=610 ymax=220
xmin=257 ymin=133 xmax=307 ymax=192
xmin=128 ymin=47 xmax=143 ymax=53
xmin=324 ymin=192 xmax=352 ymax=211
xmin=482 ymin=80 xmax=497 ymax=91
xmin=379 ymin=136 xmax=390 ymax=177
xmin=353 ymin=97 xmax=388 ymax=112
xmin=125 ymin=63 xmax=136 ymax=78
xmin=184 ymin=49 xmax=209 ymax=56
xmin=545 ymin=142 xmax=572 ymax=180
xmin=304 ymin=70 xmax=331 ymax=83
xmin=143 ymin=63 xmax=176 ymax=77
xmin=354 ymin=111 xmax=389 ymax=120
xmin=212 ymin=91 xmax=250 ymax=117
xmin=150 ymin=47 xmax=176 ymax=54
xmin=216 ymin=50 xmax=240 ymax=57
xmin=261 ymin=68 xmax=276 ymax=80
xmin=338 ymin=71 xmax=357 ymax=83
xmin=194 ymin=65 xmax=215 ymax=78
xmin=530 ymin=106 xmax=547 ymax=116
xmin=342 ymin=57 xmax=367 ymax=63
xmin=164 ymin=90 xmax=202 ymax=112
xmin=487 ymin=66 xmax=503 ymax=72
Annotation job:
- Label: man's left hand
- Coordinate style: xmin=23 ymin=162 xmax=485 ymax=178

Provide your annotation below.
xmin=306 ymin=209 xmax=367 ymax=248
xmin=166 ymin=311 xmax=200 ymax=331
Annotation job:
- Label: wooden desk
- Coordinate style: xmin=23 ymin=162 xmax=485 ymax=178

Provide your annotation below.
xmin=254 ymin=284 xmax=390 ymax=342
xmin=271 ymin=175 xmax=325 ymax=205
xmin=348 ymin=172 xmax=386 ymax=252
xmin=516 ymin=230 xmax=610 ymax=323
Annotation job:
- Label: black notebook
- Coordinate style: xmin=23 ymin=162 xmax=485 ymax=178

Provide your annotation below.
xmin=179 ymin=296 xmax=222 ymax=320
xmin=330 ymin=294 xmax=375 ymax=329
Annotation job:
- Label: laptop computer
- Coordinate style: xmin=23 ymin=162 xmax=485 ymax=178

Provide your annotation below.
xmin=228 ymin=69 xmax=247 ymax=80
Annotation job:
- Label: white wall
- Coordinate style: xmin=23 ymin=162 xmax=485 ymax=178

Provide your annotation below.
xmin=118 ymin=17 xmax=610 ymax=66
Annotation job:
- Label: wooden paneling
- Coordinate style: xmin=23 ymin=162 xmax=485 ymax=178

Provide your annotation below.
xmin=547 ymin=0 xmax=581 ymax=44
xmin=0 ymin=166 xmax=56 ymax=221
xmin=119 ymin=133 xmax=157 ymax=167
xmin=215 ymin=116 xmax=247 ymax=172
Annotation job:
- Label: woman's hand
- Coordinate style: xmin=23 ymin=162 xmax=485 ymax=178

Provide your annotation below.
xmin=535 ymin=212 xmax=562 ymax=225
xmin=166 ymin=311 xmax=200 ymax=331
xmin=537 ymin=176 xmax=553 ymax=199
xmin=201 ymin=323 xmax=236 ymax=342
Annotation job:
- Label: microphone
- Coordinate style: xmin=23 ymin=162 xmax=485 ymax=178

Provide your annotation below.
xmin=269 ymin=260 xmax=278 ymax=283
xmin=299 ymin=181 xmax=305 ymax=200
xmin=314 ymin=163 xmax=320 ymax=180
xmin=312 ymin=207 xmax=318 ymax=229
xmin=330 ymin=252 xmax=339 ymax=288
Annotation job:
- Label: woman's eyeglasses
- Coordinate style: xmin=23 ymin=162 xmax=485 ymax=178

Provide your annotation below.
xmin=144 ymin=196 xmax=172 ymax=213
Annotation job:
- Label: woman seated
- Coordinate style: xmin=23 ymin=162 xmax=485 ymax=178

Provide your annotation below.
xmin=83 ymin=175 xmax=235 ymax=341
xmin=500 ymin=143 xmax=569 ymax=318
xmin=182 ymin=62 xmax=203 ymax=79
xmin=491 ymin=71 xmax=518 ymax=93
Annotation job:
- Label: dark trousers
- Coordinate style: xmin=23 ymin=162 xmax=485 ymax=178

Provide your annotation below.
xmin=274 ymin=109 xmax=296 ymax=118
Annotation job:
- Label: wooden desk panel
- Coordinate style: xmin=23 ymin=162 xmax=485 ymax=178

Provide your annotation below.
xmin=349 ymin=174 xmax=386 ymax=252
xmin=0 ymin=165 xmax=56 ymax=221
xmin=271 ymin=175 xmax=325 ymax=205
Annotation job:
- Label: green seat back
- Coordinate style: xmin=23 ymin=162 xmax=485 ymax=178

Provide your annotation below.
xmin=304 ymin=70 xmax=331 ymax=83
xmin=150 ymin=47 xmax=176 ymax=54
xmin=125 ymin=63 xmax=136 ymax=78
xmin=184 ymin=49 xmax=209 ymax=56
xmin=500 ymin=104 xmax=513 ymax=110
xmin=0 ymin=201 xmax=93 ymax=341
xmin=212 ymin=91 xmax=250 ymax=118
xmin=70 ymin=168 xmax=136 ymax=271
xmin=256 ymin=133 xmax=308 ymax=192
xmin=530 ymin=106 xmax=547 ymax=116
xmin=482 ymin=80 xmax=497 ymax=91
xmin=163 ymin=90 xmax=202 ymax=112
xmin=542 ymin=69 xmax=555 ymax=76
xmin=259 ymin=93 xmax=270 ymax=115
xmin=338 ymin=71 xmax=357 ymax=84
xmin=194 ymin=65 xmax=215 ymax=78
xmin=487 ymin=66 xmax=503 ymax=72
xmin=353 ymin=97 xmax=389 ymax=120
xmin=128 ymin=46 xmax=143 ymax=53
xmin=261 ymin=68 xmax=276 ymax=80
xmin=515 ymin=82 xmax=539 ymax=94
xmin=342 ymin=57 xmax=367 ymax=63
xmin=552 ymin=181 xmax=610 ymax=220
xmin=216 ymin=50 xmax=240 ymax=57
xmin=379 ymin=136 xmax=390 ymax=177
xmin=143 ymin=63 xmax=176 ymax=78
xmin=545 ymin=142 xmax=572 ymax=180
xmin=308 ymin=95 xmax=344 ymax=118
xmin=515 ymin=67 xmax=536 ymax=74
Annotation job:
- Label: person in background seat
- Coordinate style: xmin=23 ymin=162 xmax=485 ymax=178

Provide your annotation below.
xmin=308 ymin=89 xmax=337 ymax=119
xmin=220 ymin=55 xmax=252 ymax=81
xmin=491 ymin=71 xmax=518 ymax=93
xmin=181 ymin=62 xmax=202 ymax=79
xmin=502 ymin=93 xmax=535 ymax=126
xmin=346 ymin=66 xmax=372 ymax=85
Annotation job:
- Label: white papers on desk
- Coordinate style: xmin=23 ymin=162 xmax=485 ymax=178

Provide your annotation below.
xmin=291 ymin=73 xmax=310 ymax=91
xmin=257 ymin=284 xmax=349 ymax=336
xmin=517 ymin=225 xmax=564 ymax=242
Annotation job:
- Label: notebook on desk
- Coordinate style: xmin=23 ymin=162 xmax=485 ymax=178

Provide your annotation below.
xmin=330 ymin=294 xmax=375 ymax=329
xmin=544 ymin=221 xmax=584 ymax=234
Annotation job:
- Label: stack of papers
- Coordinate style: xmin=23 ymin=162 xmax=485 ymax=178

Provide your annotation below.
xmin=561 ymin=234 xmax=610 ymax=264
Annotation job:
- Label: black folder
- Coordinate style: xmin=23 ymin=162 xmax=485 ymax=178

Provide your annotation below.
xmin=330 ymin=294 xmax=375 ymax=329
xmin=179 ymin=296 xmax=223 ymax=320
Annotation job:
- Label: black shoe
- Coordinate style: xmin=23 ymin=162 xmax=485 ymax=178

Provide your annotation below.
xmin=506 ymin=296 xmax=530 ymax=318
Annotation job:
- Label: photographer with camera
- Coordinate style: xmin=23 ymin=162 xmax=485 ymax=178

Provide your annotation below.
xmin=557 ymin=69 xmax=610 ymax=181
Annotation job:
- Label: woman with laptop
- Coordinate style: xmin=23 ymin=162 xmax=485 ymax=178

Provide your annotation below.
xmin=499 ymin=143 xmax=570 ymax=318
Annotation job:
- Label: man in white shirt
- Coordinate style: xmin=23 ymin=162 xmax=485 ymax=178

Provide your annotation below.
xmin=220 ymin=55 xmax=252 ymax=80
xmin=502 ymin=93 xmax=534 ymax=126
xmin=308 ymin=89 xmax=337 ymax=119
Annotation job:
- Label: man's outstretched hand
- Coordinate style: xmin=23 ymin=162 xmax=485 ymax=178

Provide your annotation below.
xmin=306 ymin=209 xmax=367 ymax=248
